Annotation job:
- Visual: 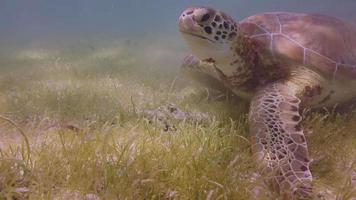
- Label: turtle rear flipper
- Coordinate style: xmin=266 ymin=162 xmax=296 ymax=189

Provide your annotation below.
xmin=249 ymin=82 xmax=313 ymax=198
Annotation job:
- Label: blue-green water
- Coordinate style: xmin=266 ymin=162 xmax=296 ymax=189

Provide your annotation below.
xmin=1 ymin=0 xmax=356 ymax=42
xmin=1 ymin=0 xmax=356 ymax=68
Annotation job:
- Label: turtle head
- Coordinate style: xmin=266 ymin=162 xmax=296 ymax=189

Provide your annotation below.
xmin=179 ymin=7 xmax=239 ymax=64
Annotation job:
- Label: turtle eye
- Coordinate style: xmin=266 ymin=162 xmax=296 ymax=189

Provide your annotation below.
xmin=193 ymin=8 xmax=215 ymax=23
xmin=201 ymin=14 xmax=210 ymax=22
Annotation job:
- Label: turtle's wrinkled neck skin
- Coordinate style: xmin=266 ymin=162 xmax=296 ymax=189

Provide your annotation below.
xmin=178 ymin=7 xmax=286 ymax=97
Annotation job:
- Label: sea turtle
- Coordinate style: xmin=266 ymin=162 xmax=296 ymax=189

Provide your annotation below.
xmin=178 ymin=6 xmax=356 ymax=199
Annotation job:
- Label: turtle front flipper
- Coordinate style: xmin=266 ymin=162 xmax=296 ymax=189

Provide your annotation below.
xmin=181 ymin=54 xmax=227 ymax=92
xmin=249 ymin=82 xmax=313 ymax=199
xmin=181 ymin=54 xmax=222 ymax=81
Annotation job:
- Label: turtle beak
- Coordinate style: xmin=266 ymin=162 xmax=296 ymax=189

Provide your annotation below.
xmin=178 ymin=8 xmax=200 ymax=33
xmin=179 ymin=16 xmax=195 ymax=32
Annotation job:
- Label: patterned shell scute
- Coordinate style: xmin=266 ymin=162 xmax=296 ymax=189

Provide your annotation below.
xmin=240 ymin=12 xmax=356 ymax=79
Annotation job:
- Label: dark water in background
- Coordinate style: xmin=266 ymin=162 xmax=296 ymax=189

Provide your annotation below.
xmin=1 ymin=0 xmax=356 ymax=67
xmin=2 ymin=0 xmax=356 ymax=40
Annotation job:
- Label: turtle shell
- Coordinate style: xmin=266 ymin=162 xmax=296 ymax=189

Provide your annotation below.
xmin=240 ymin=12 xmax=356 ymax=79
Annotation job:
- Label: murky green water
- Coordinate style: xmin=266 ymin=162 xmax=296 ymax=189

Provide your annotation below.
xmin=1 ymin=0 xmax=356 ymax=69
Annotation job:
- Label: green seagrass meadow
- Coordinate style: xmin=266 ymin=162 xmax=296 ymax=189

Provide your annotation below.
xmin=0 ymin=40 xmax=355 ymax=199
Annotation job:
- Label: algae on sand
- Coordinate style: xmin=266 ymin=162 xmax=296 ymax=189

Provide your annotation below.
xmin=0 ymin=40 xmax=355 ymax=199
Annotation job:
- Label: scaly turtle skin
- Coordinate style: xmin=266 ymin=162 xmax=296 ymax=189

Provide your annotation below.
xmin=179 ymin=7 xmax=356 ymax=199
